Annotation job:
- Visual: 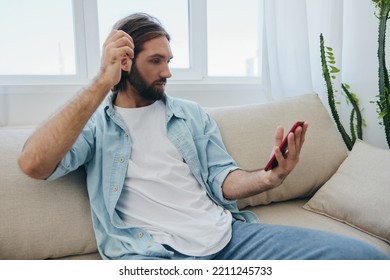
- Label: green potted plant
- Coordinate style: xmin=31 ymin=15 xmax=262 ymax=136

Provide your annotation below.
xmin=320 ymin=34 xmax=364 ymax=151
xmin=373 ymin=0 xmax=390 ymax=148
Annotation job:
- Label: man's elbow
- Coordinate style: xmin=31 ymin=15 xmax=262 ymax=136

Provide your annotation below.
xmin=17 ymin=152 xmax=50 ymax=180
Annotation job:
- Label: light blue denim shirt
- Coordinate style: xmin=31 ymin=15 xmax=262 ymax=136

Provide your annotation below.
xmin=47 ymin=93 xmax=259 ymax=259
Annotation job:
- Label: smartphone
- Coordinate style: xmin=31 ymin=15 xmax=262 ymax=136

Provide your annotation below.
xmin=264 ymin=121 xmax=305 ymax=171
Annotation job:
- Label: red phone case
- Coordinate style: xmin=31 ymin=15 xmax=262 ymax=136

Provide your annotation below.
xmin=264 ymin=121 xmax=304 ymax=171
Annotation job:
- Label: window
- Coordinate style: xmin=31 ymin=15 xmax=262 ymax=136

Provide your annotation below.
xmin=0 ymin=0 xmax=75 ymax=76
xmin=0 ymin=0 xmax=95 ymax=85
xmin=207 ymin=0 xmax=261 ymax=77
xmin=0 ymin=0 xmax=263 ymax=86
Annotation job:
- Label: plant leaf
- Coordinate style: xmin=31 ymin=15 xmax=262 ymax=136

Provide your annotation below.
xmin=330 ymin=66 xmax=340 ymax=73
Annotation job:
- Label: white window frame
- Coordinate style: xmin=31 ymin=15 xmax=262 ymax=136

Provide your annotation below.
xmin=0 ymin=0 xmax=264 ymax=88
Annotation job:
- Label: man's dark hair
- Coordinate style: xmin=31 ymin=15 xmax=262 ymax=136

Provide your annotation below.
xmin=111 ymin=13 xmax=170 ymax=94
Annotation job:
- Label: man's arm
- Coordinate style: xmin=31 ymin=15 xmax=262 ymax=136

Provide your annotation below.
xmin=18 ymin=30 xmax=134 ymax=180
xmin=222 ymin=123 xmax=308 ymax=200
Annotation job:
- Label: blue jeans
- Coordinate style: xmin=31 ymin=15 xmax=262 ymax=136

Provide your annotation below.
xmin=121 ymin=221 xmax=390 ymax=260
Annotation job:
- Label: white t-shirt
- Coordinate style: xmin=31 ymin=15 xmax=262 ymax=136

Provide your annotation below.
xmin=114 ymin=100 xmax=232 ymax=256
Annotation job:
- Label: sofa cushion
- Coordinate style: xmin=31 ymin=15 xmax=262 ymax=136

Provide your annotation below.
xmin=207 ymin=93 xmax=348 ymax=207
xmin=303 ymin=140 xmax=390 ymax=244
xmin=0 ymin=127 xmax=97 ymax=260
xmin=248 ymin=199 xmax=390 ymax=255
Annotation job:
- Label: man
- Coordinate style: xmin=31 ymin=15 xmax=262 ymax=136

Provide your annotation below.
xmin=18 ymin=13 xmax=388 ymax=260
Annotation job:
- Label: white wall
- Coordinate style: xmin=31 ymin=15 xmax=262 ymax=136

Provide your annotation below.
xmin=339 ymin=0 xmax=388 ymax=149
xmin=0 ymin=83 xmax=269 ymax=127
xmin=311 ymin=0 xmax=389 ymax=149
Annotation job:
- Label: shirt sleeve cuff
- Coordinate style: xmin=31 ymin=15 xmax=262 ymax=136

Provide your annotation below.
xmin=212 ymin=166 xmax=240 ymax=205
xmin=45 ymin=162 xmax=69 ymax=181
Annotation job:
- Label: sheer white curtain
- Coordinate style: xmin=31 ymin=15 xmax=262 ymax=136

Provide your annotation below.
xmin=263 ymin=0 xmax=344 ymax=100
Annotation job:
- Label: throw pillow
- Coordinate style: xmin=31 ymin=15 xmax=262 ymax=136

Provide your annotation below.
xmin=303 ymin=140 xmax=390 ymax=243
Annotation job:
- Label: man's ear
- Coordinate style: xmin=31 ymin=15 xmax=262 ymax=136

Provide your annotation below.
xmin=121 ymin=56 xmax=132 ymax=72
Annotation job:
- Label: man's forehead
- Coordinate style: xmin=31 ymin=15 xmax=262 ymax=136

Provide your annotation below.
xmin=140 ymin=36 xmax=172 ymax=58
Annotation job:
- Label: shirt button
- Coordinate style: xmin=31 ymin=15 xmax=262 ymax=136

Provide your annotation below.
xmin=112 ymin=186 xmax=118 ymax=192
xmin=119 ymin=157 xmax=125 ymax=163
xmin=139 ymin=232 xmax=144 ymax=238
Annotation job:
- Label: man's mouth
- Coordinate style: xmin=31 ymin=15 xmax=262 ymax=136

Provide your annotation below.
xmin=154 ymin=79 xmax=167 ymax=86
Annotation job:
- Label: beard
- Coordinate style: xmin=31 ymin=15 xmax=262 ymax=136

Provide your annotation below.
xmin=125 ymin=63 xmax=166 ymax=101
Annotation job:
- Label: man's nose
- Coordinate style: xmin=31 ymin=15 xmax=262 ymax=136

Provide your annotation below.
xmin=161 ymin=64 xmax=172 ymax=79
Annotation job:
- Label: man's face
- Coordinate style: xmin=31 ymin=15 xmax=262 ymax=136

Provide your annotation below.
xmin=126 ymin=36 xmax=173 ymax=101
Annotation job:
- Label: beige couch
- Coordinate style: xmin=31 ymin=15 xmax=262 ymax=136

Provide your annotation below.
xmin=1 ymin=93 xmax=389 ymax=260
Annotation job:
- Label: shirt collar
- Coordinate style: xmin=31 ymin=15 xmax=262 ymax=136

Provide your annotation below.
xmin=104 ymin=92 xmax=187 ymax=121
xmin=163 ymin=95 xmax=187 ymax=121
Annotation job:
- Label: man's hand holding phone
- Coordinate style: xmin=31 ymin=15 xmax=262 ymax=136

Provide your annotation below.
xmin=263 ymin=121 xmax=308 ymax=186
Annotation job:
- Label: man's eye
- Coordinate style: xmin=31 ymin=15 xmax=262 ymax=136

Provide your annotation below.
xmin=151 ymin=59 xmax=161 ymax=64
